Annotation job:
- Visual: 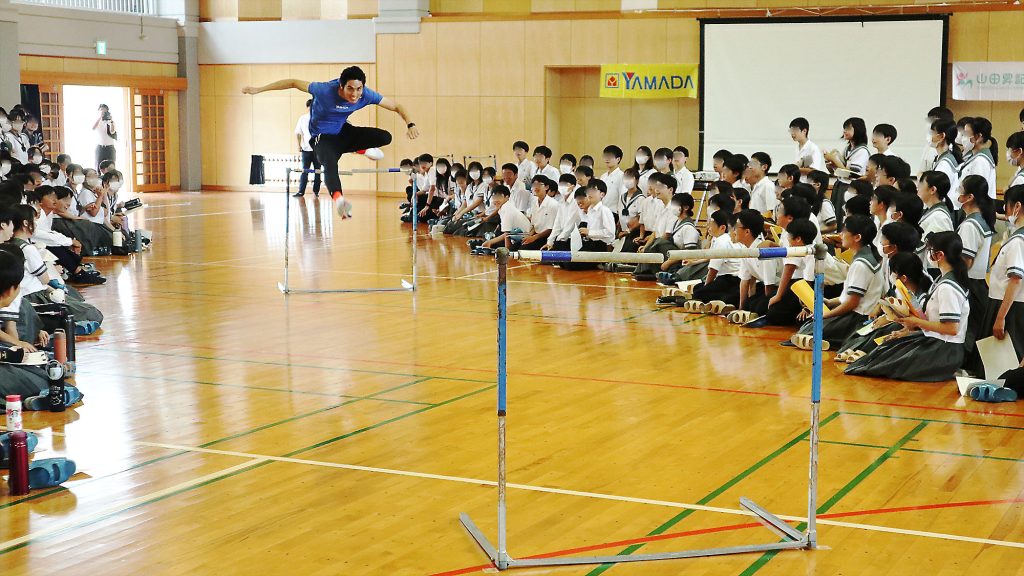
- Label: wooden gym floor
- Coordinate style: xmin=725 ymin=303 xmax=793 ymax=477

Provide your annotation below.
xmin=1 ymin=192 xmax=1023 ymax=576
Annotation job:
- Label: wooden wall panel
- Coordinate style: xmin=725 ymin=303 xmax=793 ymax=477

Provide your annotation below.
xmin=437 ymin=22 xmax=481 ymax=97
xmin=166 ymin=91 xmax=181 ymax=188
xmin=949 ymin=12 xmax=990 ymax=61
xmin=988 ymin=11 xmax=1024 ymax=61
xmin=238 ymin=0 xmax=283 ymax=20
xmin=252 ymin=96 xmax=293 ymax=155
xmin=523 ymin=20 xmax=571 ymax=97
xmin=665 ymin=18 xmax=700 ymax=62
xmin=479 ymin=20 xmax=525 ymax=97
xmin=583 ymin=96 xmax=630 ymax=161
xmin=200 ymin=95 xmax=218 ymax=186
xmin=436 ymin=96 xmax=482 ymax=156
xmin=481 ymin=96 xmax=525 ymax=162
xmin=393 ymin=24 xmax=437 ymax=97
xmin=618 ymin=19 xmax=669 ymax=63
xmin=214 ymin=95 xmax=253 ymax=186
xmin=569 ymin=19 xmax=619 ymax=66
xmin=523 ymin=97 xmax=546 ymax=153
xmin=282 ymin=0 xmax=321 ymax=20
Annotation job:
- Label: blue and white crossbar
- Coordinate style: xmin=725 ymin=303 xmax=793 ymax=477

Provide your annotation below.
xmin=513 ymin=245 xmax=817 ymax=265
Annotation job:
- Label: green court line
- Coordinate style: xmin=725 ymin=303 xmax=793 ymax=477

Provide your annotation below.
xmin=74 ymin=370 xmax=436 ymax=406
xmin=842 ymin=410 xmax=1024 ymax=431
xmin=737 ymin=421 xmax=929 ymax=576
xmin=0 ymin=383 xmax=495 ymax=555
xmin=583 ymin=411 xmax=842 ymax=576
xmin=198 ymin=377 xmax=434 ymax=449
xmin=85 ymin=346 xmax=492 ymax=385
xmin=812 ymin=437 xmax=1024 ymax=464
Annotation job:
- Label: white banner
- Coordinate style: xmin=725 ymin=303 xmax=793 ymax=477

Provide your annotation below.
xmin=952 ymin=61 xmax=1024 ymax=101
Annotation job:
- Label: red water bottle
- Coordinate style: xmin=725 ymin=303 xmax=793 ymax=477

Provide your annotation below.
xmin=7 ymin=430 xmax=29 ymax=495
xmin=53 ymin=330 xmax=67 ymax=365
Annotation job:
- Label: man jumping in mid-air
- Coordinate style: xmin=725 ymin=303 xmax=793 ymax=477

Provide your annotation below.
xmin=243 ymin=66 xmax=419 ymax=218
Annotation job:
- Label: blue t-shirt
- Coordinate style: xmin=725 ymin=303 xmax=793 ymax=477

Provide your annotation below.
xmin=307 ymin=79 xmax=383 ymax=137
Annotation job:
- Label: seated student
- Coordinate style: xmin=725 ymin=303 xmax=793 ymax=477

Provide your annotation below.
xmin=746 ymin=152 xmax=776 ymax=215
xmin=6 ymin=206 xmax=102 ymax=330
xmin=732 ymin=187 xmax=751 ymax=213
xmin=929 ymin=120 xmax=963 ymax=202
xmin=0 ymin=247 xmax=58 ymax=403
xmin=879 ymin=221 xmax=923 ymax=294
xmin=836 ymin=251 xmax=932 ymax=362
xmin=806 ymin=170 xmax=837 ymax=233
xmin=549 ymin=184 xmax=614 ymax=270
xmin=980 ymin=185 xmax=1024 ymax=357
xmin=446 ymin=164 xmax=485 ymax=235
xmin=442 ymin=169 xmax=472 ymax=234
xmin=558 ymin=153 xmax=577 ymax=175
xmin=29 ymin=186 xmax=104 ymax=285
xmin=863 ymin=153 xmax=885 ymax=186
xmin=53 ymin=154 xmax=71 ymax=186
xmin=765 ymin=217 xmax=819 ymax=326
xmin=633 ymin=146 xmax=656 ymax=193
xmin=794 ymin=215 xmax=882 ymax=348
xmin=634 ymin=173 xmax=675 ymax=269
xmin=872 ymin=123 xmax=898 ymax=156
xmin=513 ymin=141 xmax=534 ymax=190
xmin=0 ymin=223 xmax=47 ymax=351
xmin=579 ymin=155 xmax=595 ymax=170
xmin=599 ymin=145 xmax=625 ymax=214
xmin=956 ymin=175 xmax=996 ymax=374
xmin=398 ymin=158 xmax=415 ymax=208
xmin=50 ymin=185 xmax=112 ymax=256
xmin=720 ymin=155 xmax=747 ymax=190
xmin=498 ymin=162 xmax=530 ymax=215
xmin=637 ymin=191 xmax=699 ymax=279
xmin=890 ymin=191 xmax=924 ymax=240
xmin=844 ymin=192 xmax=871 ymax=219
xmin=666 ymin=209 xmax=739 ymax=306
xmin=735 ymin=209 xmax=779 ymax=315
xmin=773 ymin=163 xmax=802 ymax=222
xmin=520 ymin=176 xmax=559 ymax=250
xmin=876 ymin=155 xmax=912 ymax=189
xmin=920 ymin=107 xmax=955 ymax=175
xmin=708 ymin=192 xmax=736 ymax=219
xmin=847 ymin=232 xmax=970 ymax=382
xmin=467 ymin=166 xmax=500 ymax=238
xmin=673 ymin=146 xmax=694 ymax=193
xmin=533 ymin=146 xmax=560 ymax=182
xmin=403 ymin=153 xmax=436 ymax=222
xmin=426 ymin=157 xmax=453 ymax=220
xmin=478 ymin=185 xmax=531 ymax=252
xmin=825 ymin=118 xmax=870 ymax=224
xmin=99 ymin=159 xmax=116 ymax=175
xmin=617 ymin=167 xmax=643 ymax=240
xmin=99 ymin=170 xmax=128 ymax=232
xmin=869 ymin=185 xmax=898 ymax=253
xmin=544 ymin=174 xmax=583 ymax=252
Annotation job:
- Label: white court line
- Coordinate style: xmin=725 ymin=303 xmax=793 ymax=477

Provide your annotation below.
xmin=0 ymin=458 xmax=268 ymax=551
xmin=456 ymin=263 xmax=534 ymax=279
xmin=11 ymin=429 xmax=1023 ymax=551
xmin=142 ymin=209 xmax=264 ymax=221
xmin=136 ymin=202 xmax=193 ymax=209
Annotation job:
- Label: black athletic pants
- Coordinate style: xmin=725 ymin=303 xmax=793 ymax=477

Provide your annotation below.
xmin=96 ymin=145 xmax=116 ymax=170
xmin=312 ymin=124 xmax=392 ymax=195
xmin=298 ymin=150 xmax=322 ymax=195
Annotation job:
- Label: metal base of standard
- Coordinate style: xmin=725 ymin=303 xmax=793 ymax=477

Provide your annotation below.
xmin=460 ymin=498 xmax=810 ymax=571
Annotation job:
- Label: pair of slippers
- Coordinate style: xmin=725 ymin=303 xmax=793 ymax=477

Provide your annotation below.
xmin=1 ymin=432 xmax=77 ymax=488
xmin=969 ymin=384 xmax=1018 ymax=403
xmin=726 ymin=310 xmax=760 ymax=325
xmin=787 ymin=334 xmax=831 ymax=351
xmin=22 ymin=386 xmax=84 ymax=411
xmin=834 ymin=349 xmax=867 ymax=363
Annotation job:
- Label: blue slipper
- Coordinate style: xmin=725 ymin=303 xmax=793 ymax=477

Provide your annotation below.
xmin=970 ymin=384 xmax=1017 ymax=403
xmin=27 ymin=458 xmax=76 ymax=489
xmin=0 ymin=431 xmax=39 ymax=468
xmin=75 ymin=321 xmax=100 ymax=336
xmin=23 ymin=386 xmax=84 ymax=411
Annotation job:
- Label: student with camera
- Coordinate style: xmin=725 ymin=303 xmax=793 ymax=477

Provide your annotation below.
xmin=92 ymin=104 xmax=117 ymax=171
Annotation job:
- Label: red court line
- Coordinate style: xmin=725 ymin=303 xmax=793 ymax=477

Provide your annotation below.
xmin=429 ymin=497 xmax=1024 ymax=576
xmin=92 ymin=338 xmax=1024 ymax=420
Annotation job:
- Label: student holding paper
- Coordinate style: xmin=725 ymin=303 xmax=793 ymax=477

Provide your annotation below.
xmin=981 ymin=185 xmax=1024 ymax=358
xmin=846 ymin=232 xmax=970 ymax=381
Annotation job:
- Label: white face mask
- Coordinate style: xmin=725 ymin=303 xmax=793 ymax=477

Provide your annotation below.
xmin=469 ymin=170 xmax=481 ymax=180
xmin=72 ymin=174 xmax=85 ymax=185
xmin=1008 ymin=150 xmax=1020 ymax=167
xmin=559 ymin=163 xmax=572 ymax=175
xmin=635 ymin=154 xmax=649 ymax=165
xmin=669 ymin=204 xmax=682 ymax=217
xmin=482 ymin=176 xmax=493 ymax=185
xmin=624 ymin=178 xmax=637 ymax=189
xmin=86 ymin=177 xmax=101 ymax=188
xmin=109 ymin=181 xmax=122 ymax=192
xmin=956 ymin=133 xmax=969 ymax=147
xmin=0 ymin=162 xmax=9 ymax=176
xmin=654 ymin=159 xmax=669 ymax=170
xmin=31 ymin=155 xmax=42 ymax=164
xmin=436 ymin=165 xmax=447 ymax=175
xmin=11 ymin=121 xmax=24 ymax=132
xmin=558 ymin=184 xmax=569 ymax=196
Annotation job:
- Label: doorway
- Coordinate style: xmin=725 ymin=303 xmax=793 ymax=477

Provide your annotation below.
xmin=62 ymin=85 xmax=132 ymax=193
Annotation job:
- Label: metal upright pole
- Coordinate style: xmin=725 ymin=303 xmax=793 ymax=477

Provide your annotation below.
xmin=411 ymin=168 xmax=419 ymax=290
xmin=495 ymin=247 xmax=510 ymax=570
xmin=807 ymin=243 xmax=826 ymax=548
xmin=283 ymin=167 xmax=292 ymax=294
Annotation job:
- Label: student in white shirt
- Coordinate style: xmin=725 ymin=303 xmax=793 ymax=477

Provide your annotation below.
xmin=513 ymin=141 xmax=534 ymax=191
xmin=92 ymin=104 xmax=117 ymax=170
xmin=765 ymin=217 xmax=818 ymax=326
xmin=28 ymin=186 xmax=105 ymax=285
xmin=558 ymin=153 xmax=576 ymax=176
xmin=480 ymin=185 xmax=532 ymax=250
xmin=871 ymin=124 xmax=898 ymax=156
xmin=599 ymin=145 xmax=624 ymax=213
xmin=825 ymin=117 xmax=870 ymax=224
xmin=958 ymin=117 xmax=998 ymax=198
xmin=920 ymin=106 xmax=955 ymax=176
xmin=795 ymin=214 xmax=883 ymax=347
xmin=847 ymin=231 xmax=971 ymax=382
xmin=632 ymin=146 xmax=656 ymax=193
xmin=544 ymin=174 xmax=583 ymax=250
xmin=638 ymin=191 xmax=699 ymax=280
xmin=533 ymin=145 xmax=560 ymax=182
xmin=293 ymin=98 xmax=321 ymax=197
xmin=790 ymin=117 xmax=827 ymax=177
xmin=520 ymin=176 xmax=559 ymax=250
xmin=653 ymin=148 xmax=673 ymax=176
xmin=711 ymin=149 xmax=732 ymax=178
xmin=637 ymin=172 xmax=672 ymax=253
xmin=500 ymin=162 xmax=530 ymax=214
xmin=419 ymin=157 xmax=454 ymax=221
xmin=956 ymin=175 xmax=996 ymax=374
xmin=720 ymin=155 xmax=746 ymax=191
xmin=929 ymin=119 xmax=963 ymax=208
xmin=984 ymin=185 xmax=1024 ymax=357
xmin=686 ymin=210 xmax=741 ymax=306
xmin=580 ymin=155 xmax=595 ymax=170
xmin=735 ymin=209 xmax=779 ymax=314
xmin=806 ymin=171 xmax=837 ymax=233
xmin=448 ymin=162 xmax=485 ymax=227
xmin=745 ymin=152 xmax=777 ymax=215
xmin=1006 ymin=131 xmax=1024 ymax=190
xmin=673 ymin=146 xmax=695 ymax=194
xmin=2 ymin=110 xmax=31 ymax=164
xmin=552 ymin=180 xmax=615 ymax=271
xmin=917 ymin=172 xmax=955 ymax=261
xmin=573 ymin=165 xmax=593 ymax=191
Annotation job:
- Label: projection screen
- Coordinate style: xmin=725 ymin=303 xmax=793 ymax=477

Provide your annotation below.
xmin=700 ymin=17 xmax=948 ymax=171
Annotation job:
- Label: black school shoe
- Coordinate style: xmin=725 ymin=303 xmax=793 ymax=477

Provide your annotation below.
xmin=70 ymin=271 xmax=106 ymax=285
xmin=656 ymin=295 xmax=676 ymax=306
xmin=633 ymin=273 xmax=658 ymax=282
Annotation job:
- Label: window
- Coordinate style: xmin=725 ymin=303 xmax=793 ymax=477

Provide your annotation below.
xmin=38 ymin=86 xmax=64 ymax=156
xmin=131 ymin=89 xmax=167 ymax=191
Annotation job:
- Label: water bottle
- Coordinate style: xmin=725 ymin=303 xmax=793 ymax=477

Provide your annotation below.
xmin=112 ymin=229 xmax=123 ymax=248
xmin=5 ymin=395 xmax=22 ymax=431
xmin=47 ymin=360 xmax=65 ymax=413
xmin=7 ymin=430 xmax=29 ymax=495
xmin=53 ymin=330 xmax=67 ymax=364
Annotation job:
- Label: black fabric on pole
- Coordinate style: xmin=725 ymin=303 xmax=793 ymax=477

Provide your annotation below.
xmin=249 ymin=155 xmax=265 ymax=185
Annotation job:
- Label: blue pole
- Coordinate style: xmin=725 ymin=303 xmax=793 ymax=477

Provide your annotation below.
xmin=495 ymin=248 xmax=509 ymax=568
xmin=812 ymin=271 xmax=823 ymax=403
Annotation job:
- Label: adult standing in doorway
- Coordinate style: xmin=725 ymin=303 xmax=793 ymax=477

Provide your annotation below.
xmin=293 ymin=98 xmax=321 ymax=198
xmin=93 ymin=104 xmax=117 ymax=170
xmin=243 ymin=65 xmax=420 ymax=218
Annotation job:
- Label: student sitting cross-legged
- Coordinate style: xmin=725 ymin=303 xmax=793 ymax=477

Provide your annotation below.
xmin=519 ymin=176 xmax=559 ymax=250
xmin=478 ymin=185 xmax=532 ymax=252
xmin=792 ymin=214 xmax=883 ymax=350
xmin=678 ymin=210 xmax=740 ymax=307
xmin=736 ymin=209 xmax=780 ymax=316
xmin=846 ymin=232 xmax=970 ymax=381
xmin=635 ymin=191 xmax=699 ymax=280
xmin=765 ymin=217 xmax=818 ymax=326
xmin=548 ymin=181 xmax=615 ymax=271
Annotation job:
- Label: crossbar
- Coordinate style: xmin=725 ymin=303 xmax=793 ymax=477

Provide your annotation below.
xmin=512 ymin=245 xmax=816 ymax=265
xmin=289 ymin=167 xmax=412 ymax=175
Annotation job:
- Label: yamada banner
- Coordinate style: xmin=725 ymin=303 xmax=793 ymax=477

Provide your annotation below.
xmin=599 ymin=64 xmax=699 ymax=99
xmin=953 ymin=61 xmax=1024 ymax=102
